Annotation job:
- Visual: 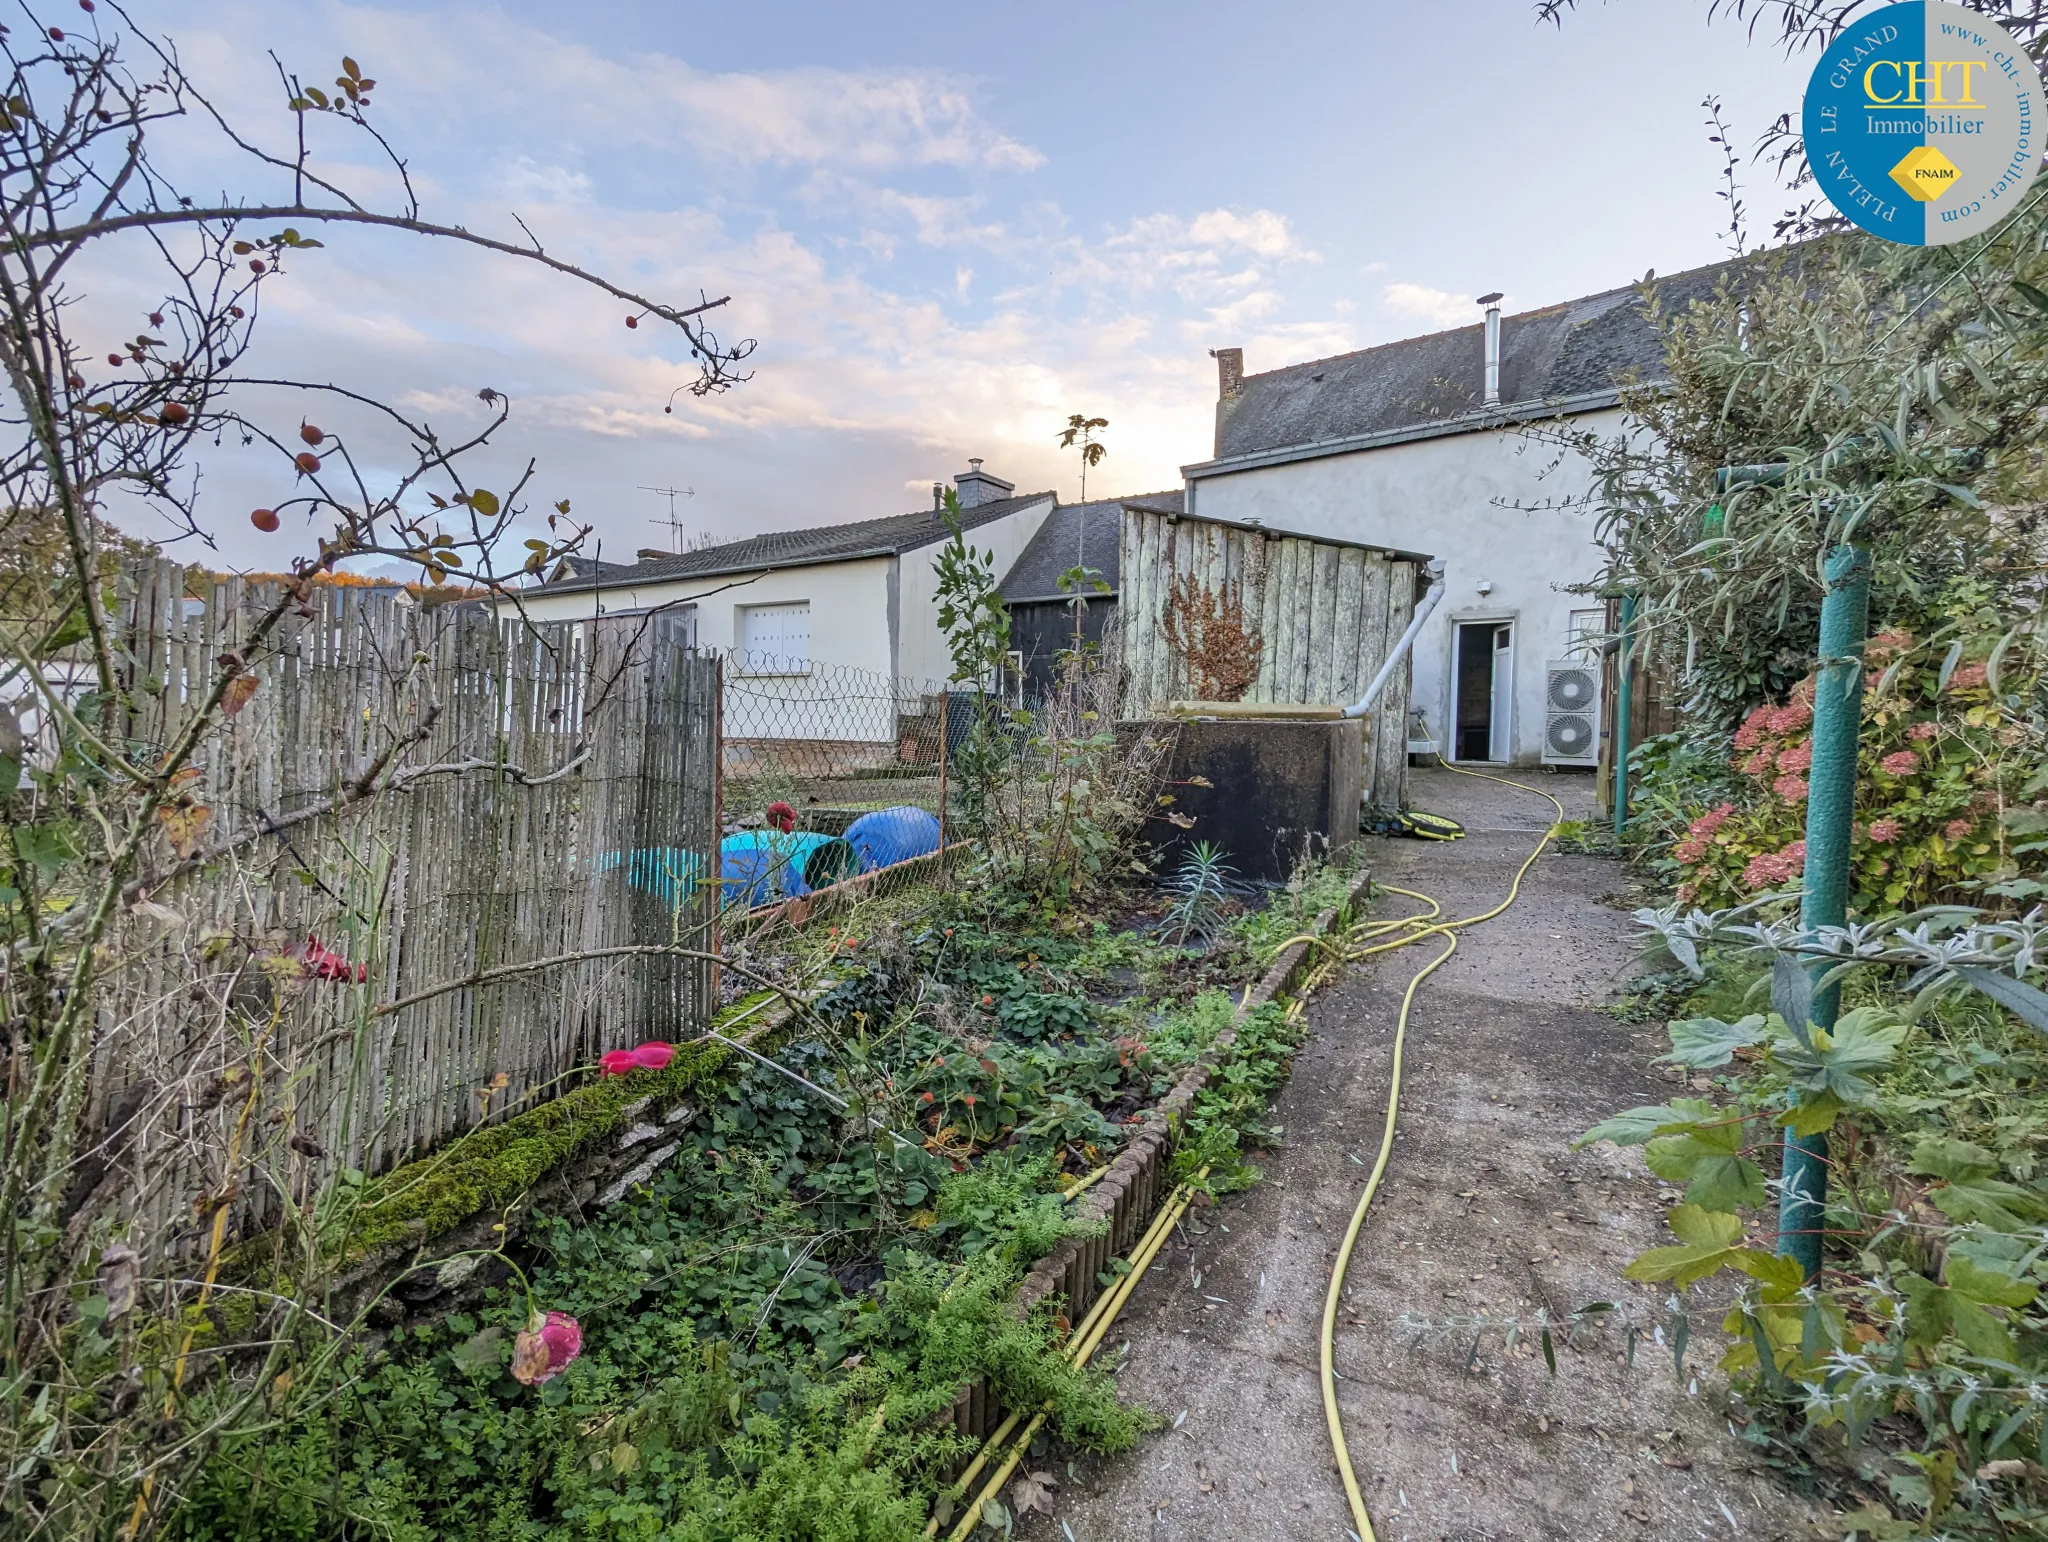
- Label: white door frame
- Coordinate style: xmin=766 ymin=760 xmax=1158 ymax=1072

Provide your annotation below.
xmin=1446 ymin=611 xmax=1518 ymax=765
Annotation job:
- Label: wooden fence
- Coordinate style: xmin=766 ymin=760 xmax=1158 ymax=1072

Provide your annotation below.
xmin=86 ymin=563 xmax=721 ymax=1259
xmin=1118 ymin=506 xmax=1423 ymax=811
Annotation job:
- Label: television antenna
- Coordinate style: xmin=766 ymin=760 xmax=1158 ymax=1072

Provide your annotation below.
xmin=639 ymin=485 xmax=696 ymax=552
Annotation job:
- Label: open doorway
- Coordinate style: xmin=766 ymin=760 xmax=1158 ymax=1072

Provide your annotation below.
xmin=1453 ymin=621 xmax=1514 ymax=762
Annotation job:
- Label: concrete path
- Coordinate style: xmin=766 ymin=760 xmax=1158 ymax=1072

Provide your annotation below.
xmin=1018 ymin=767 xmax=1826 ymax=1542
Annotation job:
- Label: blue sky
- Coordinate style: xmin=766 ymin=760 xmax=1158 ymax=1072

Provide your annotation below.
xmin=106 ymin=0 xmax=1812 ymax=569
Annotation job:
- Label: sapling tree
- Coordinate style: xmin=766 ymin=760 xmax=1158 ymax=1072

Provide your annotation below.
xmin=0 ymin=5 xmax=753 ymax=1534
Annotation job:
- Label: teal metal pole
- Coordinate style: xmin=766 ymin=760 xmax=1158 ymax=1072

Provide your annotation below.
xmin=1776 ymin=544 xmax=1871 ymax=1281
xmin=1613 ymin=594 xmax=1637 ymax=838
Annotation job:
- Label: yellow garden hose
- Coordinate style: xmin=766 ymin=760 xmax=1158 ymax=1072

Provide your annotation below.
xmin=1320 ymin=765 xmax=1566 ymax=1542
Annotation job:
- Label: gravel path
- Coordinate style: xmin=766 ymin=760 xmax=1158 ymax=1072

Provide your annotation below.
xmin=1016 ymin=766 xmax=1829 ymax=1542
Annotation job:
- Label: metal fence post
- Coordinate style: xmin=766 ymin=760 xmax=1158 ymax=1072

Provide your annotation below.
xmin=1776 ymin=543 xmax=1871 ymax=1281
xmin=937 ymin=685 xmax=949 ymax=863
xmin=1613 ymin=593 xmax=1637 ymax=838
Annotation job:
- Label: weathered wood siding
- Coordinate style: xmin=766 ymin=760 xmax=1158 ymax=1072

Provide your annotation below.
xmin=92 ymin=561 xmax=721 ymax=1259
xmin=1119 ymin=508 xmax=1420 ymax=810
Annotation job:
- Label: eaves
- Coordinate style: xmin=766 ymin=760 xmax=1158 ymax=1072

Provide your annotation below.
xmin=1180 ymin=387 xmax=1627 ymax=481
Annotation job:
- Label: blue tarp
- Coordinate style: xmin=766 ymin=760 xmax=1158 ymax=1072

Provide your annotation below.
xmin=843 ymin=806 xmax=942 ymax=872
xmin=717 ymin=830 xmax=858 ymax=907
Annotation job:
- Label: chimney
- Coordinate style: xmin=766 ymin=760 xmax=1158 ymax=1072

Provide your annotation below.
xmin=1210 ymin=346 xmax=1244 ymax=401
xmin=636 ymin=548 xmax=669 ymax=562
xmin=953 ymin=456 xmax=1015 ymax=509
xmin=932 ymin=481 xmax=944 ymax=517
xmin=1477 ymin=292 xmax=1503 ymax=407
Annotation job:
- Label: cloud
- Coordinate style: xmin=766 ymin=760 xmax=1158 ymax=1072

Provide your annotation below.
xmin=102 ymin=1 xmax=1354 ymax=569
xmin=1379 ymin=281 xmax=1499 ymax=329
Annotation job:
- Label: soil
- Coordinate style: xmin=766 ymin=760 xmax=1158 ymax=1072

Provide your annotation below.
xmin=1015 ymin=766 xmax=1833 ymax=1542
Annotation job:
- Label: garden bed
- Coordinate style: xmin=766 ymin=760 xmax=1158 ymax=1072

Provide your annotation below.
xmin=180 ymin=859 xmax=1371 ymax=1539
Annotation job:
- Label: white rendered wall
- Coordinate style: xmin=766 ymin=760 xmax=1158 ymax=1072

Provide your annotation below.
xmin=1187 ymin=411 xmax=1619 ymax=765
xmin=894 ymin=495 xmax=1056 ymax=686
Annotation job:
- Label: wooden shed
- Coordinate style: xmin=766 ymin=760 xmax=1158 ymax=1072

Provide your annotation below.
xmin=1118 ymin=506 xmax=1430 ymax=813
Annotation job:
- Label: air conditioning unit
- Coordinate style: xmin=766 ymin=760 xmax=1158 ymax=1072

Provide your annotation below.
xmin=1542 ymin=659 xmax=1601 ymax=767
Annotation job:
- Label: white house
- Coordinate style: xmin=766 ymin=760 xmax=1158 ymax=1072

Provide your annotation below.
xmin=516 ymin=461 xmax=1053 ymax=760
xmin=1182 ymin=259 xmax=1728 ymax=766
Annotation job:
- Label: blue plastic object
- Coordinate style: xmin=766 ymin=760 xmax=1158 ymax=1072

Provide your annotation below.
xmin=595 ymin=847 xmax=704 ymax=908
xmin=718 ymin=830 xmax=859 ymax=907
xmin=842 ymin=806 xmax=942 ymax=873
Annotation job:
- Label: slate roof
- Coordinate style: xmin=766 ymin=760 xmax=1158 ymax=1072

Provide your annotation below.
xmin=533 ymin=491 xmax=1054 ymax=593
xmin=1193 ymin=255 xmax=1745 ymax=473
xmin=999 ymin=492 xmax=1183 ymax=602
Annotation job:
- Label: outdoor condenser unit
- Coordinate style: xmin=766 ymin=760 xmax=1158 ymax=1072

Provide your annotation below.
xmin=1541 ymin=658 xmax=1601 ymax=767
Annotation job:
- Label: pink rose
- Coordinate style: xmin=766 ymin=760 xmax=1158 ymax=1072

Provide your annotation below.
xmin=1773 ymin=774 xmax=1809 ymax=802
xmin=1880 ymin=750 xmax=1920 ymax=777
xmin=1867 ymin=817 xmax=1902 ymax=843
xmin=512 ymin=1310 xmax=582 ymax=1386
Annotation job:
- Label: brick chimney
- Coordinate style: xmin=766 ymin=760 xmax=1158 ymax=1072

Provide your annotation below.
xmin=953 ymin=457 xmax=1015 ymax=509
xmin=1210 ymin=346 xmax=1244 ymax=401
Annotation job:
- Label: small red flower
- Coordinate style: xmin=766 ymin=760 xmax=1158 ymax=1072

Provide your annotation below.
xmin=597 ymin=1049 xmax=637 ymax=1076
xmin=919 ymin=1091 xmax=935 ymax=1103
xmin=962 ymin=1094 xmax=977 ymax=1106
xmin=511 ymin=1310 xmax=582 ymax=1385
xmin=765 ymin=801 xmax=797 ymax=834
xmin=980 ymin=994 xmax=994 ymax=1007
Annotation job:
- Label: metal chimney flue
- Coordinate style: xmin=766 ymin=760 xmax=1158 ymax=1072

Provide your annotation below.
xmin=1478 ymin=291 xmax=1503 ymax=407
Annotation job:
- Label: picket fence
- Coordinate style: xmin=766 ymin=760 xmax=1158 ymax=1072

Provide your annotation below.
xmin=86 ymin=563 xmax=720 ymax=1258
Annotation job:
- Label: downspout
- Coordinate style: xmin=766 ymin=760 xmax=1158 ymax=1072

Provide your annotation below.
xmin=1612 ymin=593 xmax=1636 ymax=838
xmin=1341 ymin=561 xmax=1445 ymax=720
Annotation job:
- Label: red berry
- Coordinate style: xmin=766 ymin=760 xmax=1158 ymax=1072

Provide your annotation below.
xmin=299 ymin=423 xmax=323 ymax=446
xmin=250 ymin=259 xmax=265 ymax=274
xmin=158 ymin=402 xmax=189 ymax=425
xmin=48 ymin=27 xmax=63 ymax=40
xmin=149 ymin=312 xmax=163 ymax=325
xmin=80 ymin=1 xmax=95 ymax=11
xmin=250 ymin=508 xmax=280 ymax=533
xmin=625 ymin=315 xmax=638 ymax=329
xmin=294 ymin=452 xmax=320 ymax=473
xmin=229 ymin=306 xmax=244 ymax=319
xmin=106 ymin=353 xmax=121 ymax=366
xmin=66 ymin=373 xmax=83 ymax=389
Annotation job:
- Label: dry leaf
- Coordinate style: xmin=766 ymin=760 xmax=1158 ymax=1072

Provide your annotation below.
xmin=157 ymin=802 xmax=213 ymax=859
xmin=1011 ymin=1469 xmax=1057 ymax=1516
xmin=222 ymin=673 xmax=260 ymax=716
xmin=96 ymin=1243 xmax=139 ymax=1318
xmin=1978 ymin=1459 xmax=2029 ymax=1479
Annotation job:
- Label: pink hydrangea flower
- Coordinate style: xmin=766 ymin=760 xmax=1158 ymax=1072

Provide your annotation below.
xmin=1768 ymin=699 xmax=1813 ymax=734
xmin=1944 ymin=818 xmax=1973 ymax=841
xmin=1742 ymin=747 xmax=1776 ymax=778
xmin=1741 ymin=839 xmax=1807 ymax=890
xmin=511 ymin=1310 xmax=582 ymax=1385
xmin=1776 ymin=743 xmax=1813 ymax=773
xmin=1773 ymin=774 xmax=1810 ymax=802
xmin=1687 ymin=802 xmax=1736 ymax=840
xmin=1946 ymin=663 xmax=1988 ymax=692
xmin=1674 ymin=837 xmax=1707 ymax=864
xmin=1867 ymin=817 xmax=1902 ymax=843
xmin=1909 ymin=721 xmax=1939 ymax=741
xmin=1733 ymin=708 xmax=1774 ymax=751
xmin=1879 ymin=750 xmax=1920 ymax=777
xmin=1867 ymin=629 xmax=1914 ymax=656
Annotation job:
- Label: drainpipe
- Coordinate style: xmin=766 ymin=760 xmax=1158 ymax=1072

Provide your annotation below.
xmin=1778 ymin=543 xmax=1870 ymax=1281
xmin=1342 ymin=561 xmax=1445 ymax=719
xmin=1612 ymin=593 xmax=1636 ymax=838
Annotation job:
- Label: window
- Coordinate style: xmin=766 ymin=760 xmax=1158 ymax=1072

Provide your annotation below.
xmin=738 ymin=602 xmax=810 ymax=674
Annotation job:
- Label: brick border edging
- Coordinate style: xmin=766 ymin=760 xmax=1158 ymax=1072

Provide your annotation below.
xmin=1009 ymin=862 xmax=1374 ymax=1328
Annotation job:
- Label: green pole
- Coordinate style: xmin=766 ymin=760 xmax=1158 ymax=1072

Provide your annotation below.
xmin=1776 ymin=543 xmax=1871 ymax=1281
xmin=1613 ymin=593 xmax=1637 ymax=838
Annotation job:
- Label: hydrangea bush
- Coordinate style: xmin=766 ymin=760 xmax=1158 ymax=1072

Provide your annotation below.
xmin=1669 ymin=618 xmax=2042 ymax=914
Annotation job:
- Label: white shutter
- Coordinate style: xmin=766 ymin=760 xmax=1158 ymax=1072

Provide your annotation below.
xmin=740 ymin=602 xmax=810 ymax=674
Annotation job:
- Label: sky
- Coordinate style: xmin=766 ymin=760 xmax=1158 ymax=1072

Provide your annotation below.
xmin=89 ymin=0 xmax=1815 ymax=573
